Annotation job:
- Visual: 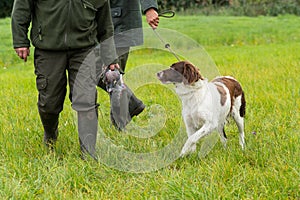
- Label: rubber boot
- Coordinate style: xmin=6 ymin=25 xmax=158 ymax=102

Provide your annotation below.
xmin=125 ymin=85 xmax=145 ymax=118
xmin=38 ymin=110 xmax=59 ymax=149
xmin=77 ymin=109 xmax=98 ymax=160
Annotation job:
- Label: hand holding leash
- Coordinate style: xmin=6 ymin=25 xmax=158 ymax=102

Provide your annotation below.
xmin=146 ymin=9 xmax=175 ymax=29
xmin=146 ymin=8 xmax=159 ymax=29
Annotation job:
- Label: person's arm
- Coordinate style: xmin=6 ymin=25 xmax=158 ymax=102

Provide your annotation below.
xmin=11 ymin=0 xmax=33 ymax=62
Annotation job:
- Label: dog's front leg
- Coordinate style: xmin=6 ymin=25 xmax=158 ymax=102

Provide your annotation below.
xmin=180 ymin=123 xmax=213 ymax=157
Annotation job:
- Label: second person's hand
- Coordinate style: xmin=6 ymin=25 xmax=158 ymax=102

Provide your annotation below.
xmin=146 ymin=8 xmax=159 ymax=29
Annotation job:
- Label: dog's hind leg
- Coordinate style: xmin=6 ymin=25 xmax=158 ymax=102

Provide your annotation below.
xmin=232 ymin=99 xmax=245 ymax=149
xmin=235 ymin=117 xmax=245 ymax=150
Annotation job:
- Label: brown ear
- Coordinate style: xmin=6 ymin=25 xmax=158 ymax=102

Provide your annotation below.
xmin=183 ymin=62 xmax=203 ymax=84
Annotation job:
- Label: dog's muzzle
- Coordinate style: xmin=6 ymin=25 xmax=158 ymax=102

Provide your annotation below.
xmin=157 ymin=71 xmax=167 ymax=84
xmin=157 ymin=71 xmax=163 ymax=79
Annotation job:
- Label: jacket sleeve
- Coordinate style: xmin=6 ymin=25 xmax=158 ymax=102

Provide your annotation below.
xmin=96 ymin=0 xmax=118 ymax=65
xmin=140 ymin=0 xmax=158 ymax=13
xmin=11 ymin=0 xmax=33 ymax=48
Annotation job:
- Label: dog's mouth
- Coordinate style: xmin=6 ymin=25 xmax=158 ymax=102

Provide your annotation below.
xmin=156 ymin=70 xmax=184 ymax=84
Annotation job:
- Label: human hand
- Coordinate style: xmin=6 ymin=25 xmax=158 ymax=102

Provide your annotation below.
xmin=146 ymin=8 xmax=159 ymax=29
xmin=109 ymin=63 xmax=120 ymax=71
xmin=15 ymin=47 xmax=30 ymax=62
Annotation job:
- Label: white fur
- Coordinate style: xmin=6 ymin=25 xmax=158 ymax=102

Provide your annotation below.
xmin=174 ymin=78 xmax=245 ymax=157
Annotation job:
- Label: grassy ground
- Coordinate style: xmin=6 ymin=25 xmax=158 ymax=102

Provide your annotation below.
xmin=0 ymin=15 xmax=299 ymax=199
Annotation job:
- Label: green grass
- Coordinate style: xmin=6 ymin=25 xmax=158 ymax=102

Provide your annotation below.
xmin=1 ymin=15 xmax=299 ymax=199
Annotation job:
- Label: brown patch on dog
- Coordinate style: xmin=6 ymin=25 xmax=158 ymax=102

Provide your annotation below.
xmin=215 ymin=84 xmax=227 ymax=106
xmin=171 ymin=61 xmax=204 ymax=85
xmin=213 ymin=77 xmax=246 ymax=117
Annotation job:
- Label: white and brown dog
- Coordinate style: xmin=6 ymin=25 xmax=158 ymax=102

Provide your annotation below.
xmin=157 ymin=61 xmax=246 ymax=157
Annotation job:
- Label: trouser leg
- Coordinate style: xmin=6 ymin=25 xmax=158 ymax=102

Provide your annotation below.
xmin=115 ymin=47 xmax=130 ymax=73
xmin=77 ymin=109 xmax=98 ymax=159
xmin=69 ymin=47 xmax=99 ymax=159
xmin=34 ymin=48 xmax=67 ymax=148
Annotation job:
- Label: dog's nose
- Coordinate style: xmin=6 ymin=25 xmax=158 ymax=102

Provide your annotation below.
xmin=157 ymin=71 xmax=162 ymax=78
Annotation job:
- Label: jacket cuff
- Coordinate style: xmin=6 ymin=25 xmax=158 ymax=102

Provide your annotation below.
xmin=141 ymin=0 xmax=158 ymax=14
xmin=13 ymin=42 xmax=31 ymax=49
xmin=143 ymin=7 xmax=158 ymax=14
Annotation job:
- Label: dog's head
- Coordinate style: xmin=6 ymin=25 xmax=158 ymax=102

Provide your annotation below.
xmin=157 ymin=61 xmax=204 ymax=85
xmin=105 ymin=69 xmax=121 ymax=92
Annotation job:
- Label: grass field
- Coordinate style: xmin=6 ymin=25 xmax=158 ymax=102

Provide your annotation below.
xmin=0 ymin=15 xmax=299 ymax=199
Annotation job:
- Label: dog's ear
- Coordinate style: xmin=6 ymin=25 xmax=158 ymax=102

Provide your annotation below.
xmin=183 ymin=62 xmax=204 ymax=84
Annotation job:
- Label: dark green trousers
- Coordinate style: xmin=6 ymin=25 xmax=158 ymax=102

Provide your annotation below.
xmin=34 ymin=47 xmax=99 ymax=157
xmin=116 ymin=47 xmax=130 ymax=72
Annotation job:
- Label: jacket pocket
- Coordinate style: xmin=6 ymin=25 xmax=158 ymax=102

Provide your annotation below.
xmin=36 ymin=76 xmax=47 ymax=91
xmin=78 ymin=0 xmax=98 ymax=29
xmin=82 ymin=0 xmax=106 ymax=10
xmin=111 ymin=7 xmax=122 ymax=18
xmin=36 ymin=75 xmax=47 ymax=107
xmin=31 ymin=24 xmax=43 ymax=46
xmin=82 ymin=0 xmax=97 ymax=11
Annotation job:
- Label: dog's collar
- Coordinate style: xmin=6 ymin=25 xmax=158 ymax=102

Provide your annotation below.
xmin=174 ymin=79 xmax=207 ymax=96
xmin=176 ymin=79 xmax=207 ymax=87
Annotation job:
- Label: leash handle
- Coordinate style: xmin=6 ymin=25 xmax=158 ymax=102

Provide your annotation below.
xmin=158 ymin=10 xmax=175 ymax=18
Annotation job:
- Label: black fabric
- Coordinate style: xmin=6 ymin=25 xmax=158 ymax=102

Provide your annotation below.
xmin=38 ymin=109 xmax=59 ymax=147
xmin=109 ymin=0 xmax=158 ymax=47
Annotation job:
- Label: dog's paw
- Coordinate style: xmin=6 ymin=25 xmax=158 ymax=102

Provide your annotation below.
xmin=180 ymin=142 xmax=196 ymax=157
xmin=179 ymin=146 xmax=188 ymax=157
xmin=179 ymin=150 xmax=187 ymax=158
xmin=191 ymin=144 xmax=197 ymax=152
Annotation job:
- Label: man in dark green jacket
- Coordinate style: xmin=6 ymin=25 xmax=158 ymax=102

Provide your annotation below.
xmin=108 ymin=0 xmax=159 ymax=129
xmin=11 ymin=0 xmax=118 ymax=159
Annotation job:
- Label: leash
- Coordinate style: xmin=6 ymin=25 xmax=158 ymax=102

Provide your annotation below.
xmin=158 ymin=10 xmax=175 ymax=18
xmin=153 ymin=10 xmax=181 ymax=61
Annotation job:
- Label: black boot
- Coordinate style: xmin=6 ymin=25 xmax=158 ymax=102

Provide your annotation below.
xmin=77 ymin=109 xmax=98 ymax=160
xmin=126 ymin=85 xmax=145 ymax=118
xmin=38 ymin=110 xmax=59 ymax=149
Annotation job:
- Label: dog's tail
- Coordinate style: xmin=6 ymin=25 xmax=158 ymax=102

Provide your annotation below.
xmin=240 ymin=91 xmax=246 ymax=117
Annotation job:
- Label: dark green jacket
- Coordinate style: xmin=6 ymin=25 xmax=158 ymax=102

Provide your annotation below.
xmin=110 ymin=0 xmax=158 ymax=47
xmin=12 ymin=0 xmax=117 ymax=64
